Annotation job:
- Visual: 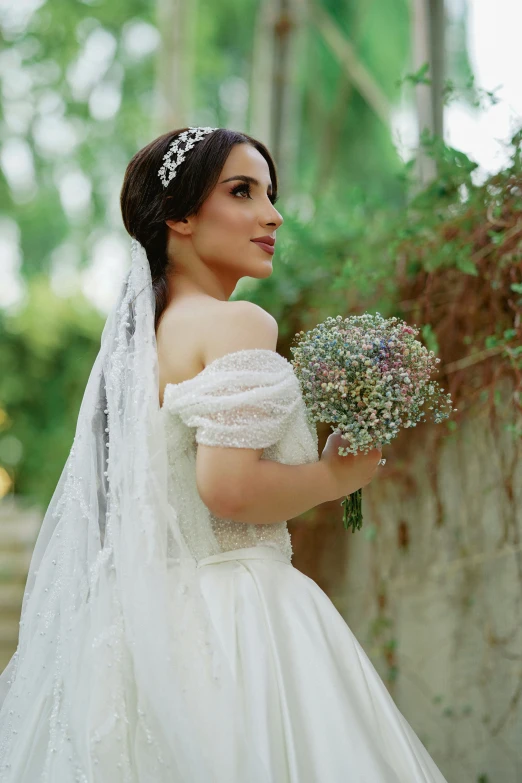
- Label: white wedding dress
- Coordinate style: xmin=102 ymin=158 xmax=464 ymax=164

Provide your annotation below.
xmin=159 ymin=347 xmax=449 ymax=783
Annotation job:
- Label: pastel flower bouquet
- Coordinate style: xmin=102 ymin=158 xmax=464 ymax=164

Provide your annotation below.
xmin=289 ymin=313 xmax=457 ymax=533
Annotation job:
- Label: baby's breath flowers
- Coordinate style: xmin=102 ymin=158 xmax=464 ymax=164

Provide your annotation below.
xmin=290 ymin=313 xmax=457 ymax=532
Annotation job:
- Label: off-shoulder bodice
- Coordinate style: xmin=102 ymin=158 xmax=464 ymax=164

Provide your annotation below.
xmin=160 ymin=348 xmax=319 ymax=562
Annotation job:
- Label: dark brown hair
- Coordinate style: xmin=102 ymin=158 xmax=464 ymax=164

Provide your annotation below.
xmin=120 ymin=128 xmax=278 ymax=331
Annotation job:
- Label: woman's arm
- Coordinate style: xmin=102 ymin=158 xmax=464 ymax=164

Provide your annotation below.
xmin=211 ymin=458 xmax=336 ymax=525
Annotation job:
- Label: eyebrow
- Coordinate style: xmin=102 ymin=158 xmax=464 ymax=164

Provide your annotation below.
xmin=219 ymin=174 xmax=273 ymax=192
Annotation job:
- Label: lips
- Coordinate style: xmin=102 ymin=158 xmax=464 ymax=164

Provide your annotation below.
xmin=251 ymin=239 xmax=275 ymax=255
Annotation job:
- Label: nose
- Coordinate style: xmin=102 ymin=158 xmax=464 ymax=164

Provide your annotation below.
xmin=265 ymin=203 xmax=283 ymax=228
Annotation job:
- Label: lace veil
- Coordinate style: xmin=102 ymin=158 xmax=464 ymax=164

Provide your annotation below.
xmin=0 ymin=239 xmax=270 ymax=782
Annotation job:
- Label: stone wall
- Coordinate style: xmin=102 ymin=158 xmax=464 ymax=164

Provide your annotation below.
xmin=332 ymin=384 xmax=522 ymax=783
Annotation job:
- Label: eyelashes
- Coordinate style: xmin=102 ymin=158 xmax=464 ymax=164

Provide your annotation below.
xmin=230 ymin=183 xmax=278 ymax=205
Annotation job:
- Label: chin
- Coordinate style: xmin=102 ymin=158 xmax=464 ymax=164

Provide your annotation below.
xmin=237 ymin=252 xmax=273 ymax=279
xmin=255 ymin=260 xmax=273 ymax=278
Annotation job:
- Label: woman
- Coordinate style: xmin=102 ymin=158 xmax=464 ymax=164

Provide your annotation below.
xmin=0 ymin=127 xmax=449 ymax=781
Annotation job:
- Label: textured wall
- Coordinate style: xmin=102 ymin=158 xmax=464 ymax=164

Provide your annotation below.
xmin=332 ymin=381 xmax=522 ymax=783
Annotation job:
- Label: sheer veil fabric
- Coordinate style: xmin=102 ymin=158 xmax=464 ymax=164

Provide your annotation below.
xmin=0 ymin=240 xmax=271 ymax=782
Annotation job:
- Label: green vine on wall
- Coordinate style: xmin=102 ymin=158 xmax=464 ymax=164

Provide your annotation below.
xmin=391 ymin=127 xmax=522 ymax=424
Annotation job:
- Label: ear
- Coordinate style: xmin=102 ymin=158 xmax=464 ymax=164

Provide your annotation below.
xmin=165 ymin=216 xmax=197 ymax=235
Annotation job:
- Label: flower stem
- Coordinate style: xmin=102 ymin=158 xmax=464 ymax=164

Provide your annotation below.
xmin=341 ymin=489 xmax=363 ymax=532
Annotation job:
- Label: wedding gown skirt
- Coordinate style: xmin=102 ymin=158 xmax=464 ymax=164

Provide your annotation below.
xmin=188 ymin=544 xmax=448 ymax=783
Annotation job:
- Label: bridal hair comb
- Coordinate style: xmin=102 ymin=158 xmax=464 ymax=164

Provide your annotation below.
xmin=158 ymin=126 xmax=219 ymax=188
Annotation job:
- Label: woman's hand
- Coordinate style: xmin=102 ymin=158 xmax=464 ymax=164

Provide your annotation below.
xmin=320 ymin=431 xmax=382 ymax=501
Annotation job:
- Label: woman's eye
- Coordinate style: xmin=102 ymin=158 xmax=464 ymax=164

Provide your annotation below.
xmin=231 ymin=184 xmax=251 ymax=198
xmin=231 ymin=183 xmax=278 ymax=205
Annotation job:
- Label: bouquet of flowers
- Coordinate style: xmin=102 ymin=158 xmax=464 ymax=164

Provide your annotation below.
xmin=289 ymin=313 xmax=457 ymax=532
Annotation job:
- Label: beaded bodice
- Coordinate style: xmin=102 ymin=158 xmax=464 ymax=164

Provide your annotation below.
xmin=160 ymin=348 xmax=319 ymax=562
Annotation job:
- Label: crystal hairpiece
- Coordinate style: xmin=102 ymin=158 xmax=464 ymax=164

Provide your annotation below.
xmin=158 ymin=126 xmax=219 ymax=188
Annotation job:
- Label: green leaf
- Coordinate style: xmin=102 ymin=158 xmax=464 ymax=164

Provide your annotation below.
xmin=455 ymin=255 xmax=478 ymax=276
xmin=487 ymin=230 xmax=504 ymax=245
xmin=400 ymin=62 xmax=431 ymax=87
xmin=421 ymin=323 xmax=439 ymax=355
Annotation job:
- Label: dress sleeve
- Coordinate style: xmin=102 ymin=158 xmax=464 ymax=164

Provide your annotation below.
xmin=162 ymin=349 xmax=303 ymax=449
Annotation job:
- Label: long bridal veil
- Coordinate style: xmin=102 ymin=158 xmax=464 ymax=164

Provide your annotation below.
xmin=0 ymin=239 xmax=270 ymax=782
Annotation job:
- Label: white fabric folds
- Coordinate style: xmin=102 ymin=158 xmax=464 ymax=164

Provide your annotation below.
xmin=195 ymin=544 xmax=450 ymax=783
xmin=163 ymin=348 xmax=304 ymax=450
xmin=0 ymin=240 xmax=272 ymax=782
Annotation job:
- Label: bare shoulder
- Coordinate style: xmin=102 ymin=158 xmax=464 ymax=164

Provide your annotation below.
xmin=156 ymin=296 xmax=278 ymax=396
xmin=203 ymin=299 xmax=278 ymax=365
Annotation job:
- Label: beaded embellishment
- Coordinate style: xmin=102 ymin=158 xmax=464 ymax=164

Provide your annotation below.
xmin=158 ymin=126 xmax=219 ymax=188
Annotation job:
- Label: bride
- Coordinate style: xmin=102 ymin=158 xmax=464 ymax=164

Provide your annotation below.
xmin=0 ymin=127 xmax=449 ymax=781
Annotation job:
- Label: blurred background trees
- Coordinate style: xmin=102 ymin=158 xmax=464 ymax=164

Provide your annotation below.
xmin=0 ymin=0 xmax=482 ymax=503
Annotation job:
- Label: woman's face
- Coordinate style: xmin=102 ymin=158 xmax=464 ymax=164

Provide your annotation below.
xmin=170 ymin=143 xmax=284 ymax=284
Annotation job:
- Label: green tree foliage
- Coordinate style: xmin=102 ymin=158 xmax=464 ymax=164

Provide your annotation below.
xmin=0 ymin=280 xmax=102 ymax=502
xmin=1 ymin=0 xmax=503 ymax=508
